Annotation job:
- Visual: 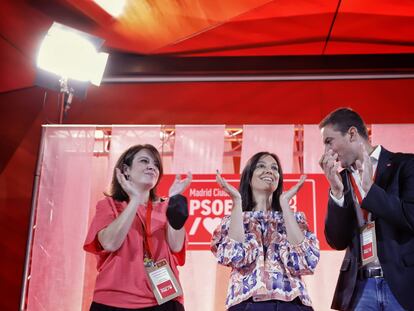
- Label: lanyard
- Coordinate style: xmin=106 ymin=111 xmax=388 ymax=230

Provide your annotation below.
xmin=142 ymin=200 xmax=153 ymax=259
xmin=349 ymin=167 xmax=377 ymax=221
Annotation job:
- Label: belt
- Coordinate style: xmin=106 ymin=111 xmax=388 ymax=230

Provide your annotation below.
xmin=358 ymin=267 xmax=383 ymax=279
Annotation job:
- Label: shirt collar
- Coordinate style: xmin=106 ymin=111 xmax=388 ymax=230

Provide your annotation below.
xmin=348 ymin=144 xmax=381 ymax=173
xmin=370 ymin=145 xmax=381 ymax=163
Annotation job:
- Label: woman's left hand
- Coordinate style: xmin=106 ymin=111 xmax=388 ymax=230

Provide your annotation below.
xmin=279 ymin=175 xmax=307 ymax=206
xmin=169 ymin=172 xmax=193 ymax=197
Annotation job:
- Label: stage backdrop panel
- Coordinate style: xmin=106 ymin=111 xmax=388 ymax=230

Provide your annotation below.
xmin=303 ymin=250 xmax=345 ymax=311
xmin=170 ymin=125 xmax=225 ymax=311
xmin=26 ymin=126 xmax=96 ymax=311
xmin=25 ymin=124 xmax=354 ymax=311
xmin=172 ymin=125 xmax=225 ymax=174
xmin=108 ymin=125 xmax=161 ymax=183
xmin=240 ymin=125 xmax=295 ymax=173
xmin=82 ymin=155 xmax=110 ymax=311
xmin=371 ymin=124 xmax=414 ymax=153
xmin=303 ymin=124 xmax=324 ymax=173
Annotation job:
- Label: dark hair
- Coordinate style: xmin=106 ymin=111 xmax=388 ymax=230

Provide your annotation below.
xmin=319 ymin=107 xmax=369 ymax=140
xmin=106 ymin=144 xmax=163 ymax=202
xmin=239 ymin=151 xmax=283 ymax=212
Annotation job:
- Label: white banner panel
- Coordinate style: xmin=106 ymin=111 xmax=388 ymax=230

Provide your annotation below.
xmin=371 ymin=124 xmax=414 ymax=153
xmin=240 ymin=125 xmax=295 ymax=173
xmin=108 ymin=125 xmax=161 ymax=182
xmin=27 ymin=127 xmax=95 ymax=311
xmin=304 ymin=124 xmax=324 ymax=173
xmin=172 ymin=125 xmax=225 ymax=174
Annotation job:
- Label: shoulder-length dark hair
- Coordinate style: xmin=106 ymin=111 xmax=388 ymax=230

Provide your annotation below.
xmin=106 ymin=144 xmax=163 ymax=202
xmin=239 ymin=151 xmax=283 ymax=212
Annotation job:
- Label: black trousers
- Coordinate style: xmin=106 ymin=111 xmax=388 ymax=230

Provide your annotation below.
xmin=90 ymin=300 xmax=185 ymax=311
xmin=228 ymin=298 xmax=313 ymax=311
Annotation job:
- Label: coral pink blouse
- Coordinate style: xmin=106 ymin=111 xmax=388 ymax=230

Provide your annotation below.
xmin=84 ymin=197 xmax=186 ymax=309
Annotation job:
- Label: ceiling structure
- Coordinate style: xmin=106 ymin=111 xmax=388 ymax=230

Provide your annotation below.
xmin=1 ymin=2 xmax=414 ymax=309
xmin=2 ymin=0 xmax=414 ymax=125
xmin=3 ymin=0 xmax=414 ymax=93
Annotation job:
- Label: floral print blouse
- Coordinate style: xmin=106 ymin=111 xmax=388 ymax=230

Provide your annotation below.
xmin=211 ymin=211 xmax=320 ymax=309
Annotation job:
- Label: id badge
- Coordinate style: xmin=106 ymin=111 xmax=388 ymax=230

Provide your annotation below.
xmin=360 ymin=221 xmax=378 ymax=266
xmin=145 ymin=258 xmax=182 ymax=305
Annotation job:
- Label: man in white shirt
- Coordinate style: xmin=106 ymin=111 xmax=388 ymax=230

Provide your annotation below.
xmin=319 ymin=107 xmax=414 ymax=311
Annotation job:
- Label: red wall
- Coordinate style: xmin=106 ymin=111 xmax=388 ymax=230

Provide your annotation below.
xmin=1 ymin=80 xmax=414 ymax=310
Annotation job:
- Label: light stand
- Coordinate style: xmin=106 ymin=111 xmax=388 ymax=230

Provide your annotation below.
xmin=58 ymin=77 xmax=74 ymax=124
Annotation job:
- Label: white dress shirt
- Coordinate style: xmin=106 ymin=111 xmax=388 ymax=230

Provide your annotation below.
xmin=330 ymin=145 xmax=381 ymax=206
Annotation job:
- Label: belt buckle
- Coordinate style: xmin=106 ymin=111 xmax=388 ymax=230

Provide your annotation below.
xmin=374 ymin=268 xmax=383 ymax=278
xmin=369 ymin=267 xmax=383 ymax=278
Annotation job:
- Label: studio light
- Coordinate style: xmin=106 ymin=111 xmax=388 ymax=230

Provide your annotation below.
xmin=35 ymin=22 xmax=109 ymax=123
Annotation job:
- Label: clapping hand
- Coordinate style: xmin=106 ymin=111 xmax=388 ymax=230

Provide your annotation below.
xmin=355 ymin=143 xmax=374 ymax=193
xmin=279 ymin=175 xmax=307 ymax=207
xmin=216 ymin=170 xmax=242 ymax=207
xmin=169 ymin=172 xmax=192 ymax=197
xmin=115 ymin=168 xmax=140 ymax=199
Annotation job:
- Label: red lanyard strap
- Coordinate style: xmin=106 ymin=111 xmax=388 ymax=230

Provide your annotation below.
xmin=349 ymin=168 xmax=377 ymax=205
xmin=143 ymin=200 xmax=153 ymax=259
xmin=349 ymin=175 xmax=364 ymax=205
xmin=349 ymin=167 xmax=377 ymax=221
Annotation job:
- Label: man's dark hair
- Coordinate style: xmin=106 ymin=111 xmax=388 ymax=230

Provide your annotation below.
xmin=319 ymin=107 xmax=369 ymax=140
xmin=239 ymin=151 xmax=283 ymax=212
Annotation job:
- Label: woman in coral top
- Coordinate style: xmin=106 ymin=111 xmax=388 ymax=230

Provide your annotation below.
xmin=84 ymin=144 xmax=191 ymax=311
xmin=211 ymin=151 xmax=320 ymax=311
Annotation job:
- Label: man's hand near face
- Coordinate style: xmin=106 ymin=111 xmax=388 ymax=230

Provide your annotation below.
xmin=320 ymin=149 xmax=344 ymax=199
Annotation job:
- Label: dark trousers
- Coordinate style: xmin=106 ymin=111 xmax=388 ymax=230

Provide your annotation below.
xmin=228 ymin=298 xmax=313 ymax=311
xmin=90 ymin=300 xmax=185 ymax=311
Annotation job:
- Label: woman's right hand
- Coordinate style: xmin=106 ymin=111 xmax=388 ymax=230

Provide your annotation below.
xmin=216 ymin=170 xmax=242 ymax=207
xmin=217 ymin=170 xmax=244 ymax=242
xmin=115 ymin=168 xmax=141 ymax=200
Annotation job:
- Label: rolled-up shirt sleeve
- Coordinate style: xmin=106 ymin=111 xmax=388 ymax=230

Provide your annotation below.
xmin=84 ymin=198 xmax=117 ymax=255
xmin=210 ymin=216 xmax=259 ymax=269
xmin=279 ymin=212 xmax=320 ymax=276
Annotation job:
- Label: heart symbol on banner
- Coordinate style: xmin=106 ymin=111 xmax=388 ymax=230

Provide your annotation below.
xmin=203 ymin=217 xmax=222 ymax=234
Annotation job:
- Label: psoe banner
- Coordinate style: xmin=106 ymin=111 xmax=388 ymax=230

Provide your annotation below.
xmin=158 ymin=174 xmax=330 ymax=250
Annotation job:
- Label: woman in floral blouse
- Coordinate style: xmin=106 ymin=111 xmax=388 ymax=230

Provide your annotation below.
xmin=211 ymin=151 xmax=320 ymax=311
